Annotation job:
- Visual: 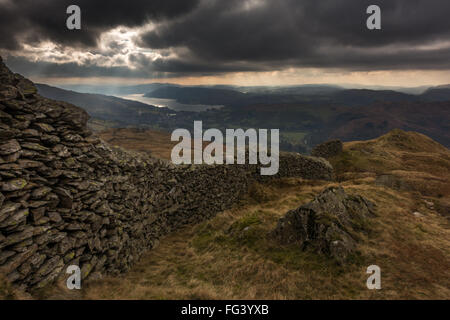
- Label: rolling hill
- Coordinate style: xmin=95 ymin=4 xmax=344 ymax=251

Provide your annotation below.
xmin=143 ymin=84 xmax=450 ymax=107
xmin=15 ymin=129 xmax=449 ymax=300
xmin=36 ymin=84 xmax=173 ymax=128
xmin=36 ymin=84 xmax=450 ymax=152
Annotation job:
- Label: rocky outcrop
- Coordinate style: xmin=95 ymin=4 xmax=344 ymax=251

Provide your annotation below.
xmin=311 ymin=140 xmax=343 ymax=159
xmin=272 ymin=186 xmax=375 ymax=263
xmin=0 ymin=57 xmax=334 ymax=290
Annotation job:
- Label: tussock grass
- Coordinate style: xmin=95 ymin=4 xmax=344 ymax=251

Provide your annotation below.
xmin=36 ymin=178 xmax=450 ymax=300
xmin=98 ymin=128 xmax=175 ymax=160
xmin=30 ymin=129 xmax=450 ymax=299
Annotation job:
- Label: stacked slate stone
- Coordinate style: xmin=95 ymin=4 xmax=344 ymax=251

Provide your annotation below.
xmin=0 ymin=57 xmax=334 ymax=291
xmin=272 ymin=152 xmax=332 ymax=180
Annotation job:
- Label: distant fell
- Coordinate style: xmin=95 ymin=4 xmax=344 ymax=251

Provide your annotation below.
xmin=330 ymin=129 xmax=450 ymax=207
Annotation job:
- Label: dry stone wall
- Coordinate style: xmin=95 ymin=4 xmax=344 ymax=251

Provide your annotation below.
xmin=0 ymin=57 xmax=332 ymax=290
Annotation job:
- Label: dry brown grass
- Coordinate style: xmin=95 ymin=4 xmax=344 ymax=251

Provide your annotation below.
xmin=36 ymin=178 xmax=450 ymax=300
xmin=98 ymin=128 xmax=214 ymax=161
xmin=98 ymin=128 xmax=176 ymax=160
xmin=330 ymin=129 xmax=450 ymax=200
xmin=27 ymin=129 xmax=450 ymax=299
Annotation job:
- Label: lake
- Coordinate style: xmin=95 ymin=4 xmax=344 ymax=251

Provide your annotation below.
xmin=117 ymin=94 xmax=224 ymax=112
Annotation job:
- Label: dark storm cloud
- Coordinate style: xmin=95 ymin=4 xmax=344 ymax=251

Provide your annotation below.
xmin=139 ymin=0 xmax=450 ymax=71
xmin=128 ymin=52 xmax=264 ymax=74
xmin=1 ymin=0 xmax=449 ymax=77
xmin=4 ymin=54 xmax=255 ymax=79
xmin=4 ymin=56 xmax=147 ymax=78
xmin=0 ymin=0 xmax=199 ymax=49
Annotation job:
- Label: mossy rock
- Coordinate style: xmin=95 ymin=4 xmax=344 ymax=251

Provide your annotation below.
xmin=272 ymin=186 xmax=375 ymax=263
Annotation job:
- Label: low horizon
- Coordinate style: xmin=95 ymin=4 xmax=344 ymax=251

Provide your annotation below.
xmin=9 ymin=66 xmax=450 ymax=89
xmin=20 ymin=73 xmax=450 ymax=92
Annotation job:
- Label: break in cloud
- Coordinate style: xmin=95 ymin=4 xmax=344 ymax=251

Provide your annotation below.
xmin=1 ymin=0 xmax=450 ymax=83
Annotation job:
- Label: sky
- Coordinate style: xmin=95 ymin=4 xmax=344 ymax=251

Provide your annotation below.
xmin=1 ymin=0 xmax=449 ymax=87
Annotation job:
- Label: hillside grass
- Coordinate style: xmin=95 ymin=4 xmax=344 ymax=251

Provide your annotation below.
xmin=98 ymin=128 xmax=175 ymax=160
xmin=24 ymin=129 xmax=450 ymax=299
xmin=34 ymin=178 xmax=450 ymax=300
